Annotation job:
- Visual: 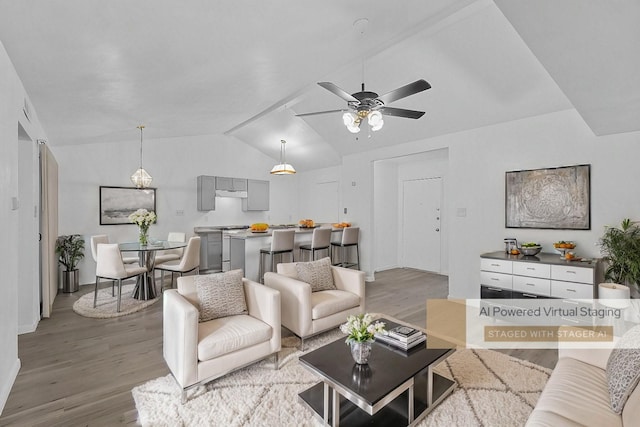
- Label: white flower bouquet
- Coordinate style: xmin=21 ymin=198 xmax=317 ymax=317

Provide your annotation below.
xmin=340 ymin=313 xmax=387 ymax=344
xmin=128 ymin=209 xmax=157 ymax=228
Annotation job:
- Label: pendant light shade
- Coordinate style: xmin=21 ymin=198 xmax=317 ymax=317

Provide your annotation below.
xmin=131 ymin=125 xmax=153 ymax=188
xmin=270 ymin=139 xmax=296 ymax=175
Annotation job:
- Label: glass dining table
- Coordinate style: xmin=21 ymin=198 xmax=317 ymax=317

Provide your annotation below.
xmin=119 ymin=241 xmax=187 ymax=300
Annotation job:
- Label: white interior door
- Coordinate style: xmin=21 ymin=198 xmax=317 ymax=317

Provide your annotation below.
xmin=40 ymin=143 xmax=58 ymax=318
xmin=401 ymin=177 xmax=442 ymax=272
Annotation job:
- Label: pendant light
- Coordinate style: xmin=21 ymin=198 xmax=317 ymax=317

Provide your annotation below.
xmin=130 ymin=125 xmax=153 ymax=188
xmin=270 ymin=139 xmax=296 ymax=175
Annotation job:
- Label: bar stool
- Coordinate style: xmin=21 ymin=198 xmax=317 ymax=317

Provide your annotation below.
xmin=331 ymin=227 xmax=360 ymax=269
xmin=259 ymin=229 xmax=295 ymax=283
xmin=299 ymin=227 xmax=332 ymax=261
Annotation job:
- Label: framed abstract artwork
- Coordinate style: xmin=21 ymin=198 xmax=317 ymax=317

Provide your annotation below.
xmin=99 ymin=186 xmax=156 ymax=225
xmin=505 ymin=164 xmax=590 ymax=229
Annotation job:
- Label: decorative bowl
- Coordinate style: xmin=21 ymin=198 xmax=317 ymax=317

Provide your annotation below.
xmin=520 ymin=245 xmax=542 ymax=256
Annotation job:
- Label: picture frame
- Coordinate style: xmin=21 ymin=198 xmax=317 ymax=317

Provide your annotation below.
xmin=505 ymin=164 xmax=590 ymax=230
xmin=99 ymin=186 xmax=157 ymax=225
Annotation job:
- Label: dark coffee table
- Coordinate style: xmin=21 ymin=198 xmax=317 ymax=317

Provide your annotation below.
xmin=298 ymin=319 xmax=456 ymax=426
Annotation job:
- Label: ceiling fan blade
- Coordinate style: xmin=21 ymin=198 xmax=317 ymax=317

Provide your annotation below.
xmin=318 ymin=82 xmax=359 ymax=102
xmin=377 ymin=79 xmax=431 ymax=105
xmin=296 ymin=109 xmax=345 ymax=117
xmin=381 ymin=107 xmax=425 ymax=119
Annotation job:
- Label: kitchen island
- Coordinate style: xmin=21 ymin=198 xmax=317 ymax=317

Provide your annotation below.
xmin=229 ymin=225 xmax=344 ymax=282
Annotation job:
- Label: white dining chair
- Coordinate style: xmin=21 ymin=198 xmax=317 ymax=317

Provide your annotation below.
xmin=299 ymin=227 xmax=332 ymax=261
xmin=153 ymin=232 xmax=186 ymax=265
xmin=90 ymin=234 xmax=138 ymax=296
xmin=94 ymin=243 xmax=148 ymax=312
xmin=90 ymin=234 xmax=138 ymax=264
xmin=154 ymin=236 xmax=201 ymax=291
xmin=258 ymin=229 xmax=295 ymax=283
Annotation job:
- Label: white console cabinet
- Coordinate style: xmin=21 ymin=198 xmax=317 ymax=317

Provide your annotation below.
xmin=480 ymin=251 xmax=601 ymax=300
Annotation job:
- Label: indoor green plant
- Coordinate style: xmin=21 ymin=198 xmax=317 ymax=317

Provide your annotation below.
xmin=598 ymin=218 xmax=640 ymax=293
xmin=55 ymin=234 xmax=85 ymax=293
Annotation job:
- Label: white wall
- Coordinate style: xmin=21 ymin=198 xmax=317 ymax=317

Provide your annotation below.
xmin=296 ymin=166 xmax=341 ymax=224
xmin=52 ymin=134 xmax=299 ymax=285
xmin=0 ymin=40 xmax=48 ymax=414
xmin=342 ymin=109 xmax=640 ymax=298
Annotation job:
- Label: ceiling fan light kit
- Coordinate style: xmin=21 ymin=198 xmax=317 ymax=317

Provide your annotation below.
xmin=270 ymin=139 xmax=296 ymax=175
xmin=299 ymin=79 xmax=430 ymax=134
xmin=131 ymin=125 xmax=153 ymax=188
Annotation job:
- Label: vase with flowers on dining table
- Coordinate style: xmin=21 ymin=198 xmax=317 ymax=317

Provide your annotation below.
xmin=128 ymin=208 xmax=157 ymax=246
xmin=340 ymin=313 xmax=387 ymax=364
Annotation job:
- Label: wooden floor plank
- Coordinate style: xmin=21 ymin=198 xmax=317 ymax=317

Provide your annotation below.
xmin=0 ymin=269 xmax=556 ymax=425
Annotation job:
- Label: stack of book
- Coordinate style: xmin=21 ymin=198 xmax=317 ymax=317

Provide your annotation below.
xmin=375 ymin=325 xmax=426 ymax=351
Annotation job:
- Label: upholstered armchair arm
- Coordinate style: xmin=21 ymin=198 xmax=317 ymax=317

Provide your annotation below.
xmin=264 ymin=272 xmax=312 ymax=337
xmin=163 ymin=289 xmax=199 ymax=388
xmin=243 ymin=278 xmax=281 ymax=352
xmin=332 ymin=266 xmax=365 ymax=306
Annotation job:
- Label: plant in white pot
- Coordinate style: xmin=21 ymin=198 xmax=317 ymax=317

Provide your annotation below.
xmin=598 ymin=218 xmax=640 ymax=298
xmin=55 ymin=234 xmax=85 ymax=293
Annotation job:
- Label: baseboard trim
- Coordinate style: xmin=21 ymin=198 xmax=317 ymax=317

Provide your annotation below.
xmin=0 ymin=358 xmax=21 ymax=415
xmin=18 ymin=317 xmax=39 ymax=335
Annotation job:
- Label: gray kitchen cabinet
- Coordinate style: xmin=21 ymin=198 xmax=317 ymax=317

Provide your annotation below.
xmin=197 ymin=175 xmax=216 ymax=211
xmin=242 ymin=179 xmax=270 ymax=211
xmin=216 ymin=176 xmax=247 ymax=191
xmin=198 ymin=230 xmax=223 ymax=273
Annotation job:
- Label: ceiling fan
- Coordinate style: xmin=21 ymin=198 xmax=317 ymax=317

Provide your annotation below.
xmin=296 ymin=79 xmax=431 ymax=133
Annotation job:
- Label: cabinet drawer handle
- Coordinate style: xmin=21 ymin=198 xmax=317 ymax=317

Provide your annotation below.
xmin=491 ymin=263 xmax=500 ymax=267
xmin=522 ymin=293 xmax=538 ymax=298
xmin=566 ymin=289 xmax=576 ymax=292
xmin=526 ymin=267 xmax=535 ymax=270
xmin=490 ymin=278 xmax=500 ymax=281
xmin=487 ymin=287 xmax=503 ymax=292
xmin=526 ymin=283 xmax=535 ymax=286
xmin=566 ymin=271 xmax=576 ymax=274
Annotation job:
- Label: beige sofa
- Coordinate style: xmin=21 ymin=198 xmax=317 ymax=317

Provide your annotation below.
xmin=263 ymin=263 xmax=364 ymax=349
xmin=526 ymin=346 xmax=640 ymax=426
xmin=163 ymin=275 xmax=281 ymax=402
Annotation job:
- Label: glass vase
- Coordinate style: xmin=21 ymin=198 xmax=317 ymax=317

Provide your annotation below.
xmin=350 ymin=340 xmax=373 ymax=364
xmin=139 ymin=226 xmax=149 ymax=246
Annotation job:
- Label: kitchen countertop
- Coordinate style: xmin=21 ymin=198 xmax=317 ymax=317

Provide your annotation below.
xmin=229 ymin=225 xmax=344 ymax=239
xmin=481 ymin=250 xmax=598 ymax=268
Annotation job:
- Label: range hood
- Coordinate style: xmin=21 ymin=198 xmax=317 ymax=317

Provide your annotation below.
xmin=215 ymin=189 xmax=247 ymax=198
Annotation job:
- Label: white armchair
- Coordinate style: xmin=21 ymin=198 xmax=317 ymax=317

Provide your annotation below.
xmin=264 ymin=263 xmax=365 ymax=350
xmin=163 ymin=275 xmax=281 ymax=403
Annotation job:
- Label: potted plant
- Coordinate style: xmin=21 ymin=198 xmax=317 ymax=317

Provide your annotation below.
xmin=598 ymin=218 xmax=640 ymax=297
xmin=55 ymin=234 xmax=85 ymax=293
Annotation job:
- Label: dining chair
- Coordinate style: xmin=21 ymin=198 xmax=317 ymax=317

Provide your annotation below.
xmin=90 ymin=234 xmax=138 ymax=296
xmin=155 ymin=236 xmax=201 ymax=291
xmin=331 ymin=227 xmax=360 ymax=269
xmin=90 ymin=234 xmax=138 ymax=264
xmin=299 ymin=227 xmax=332 ymax=261
xmin=258 ymin=229 xmax=295 ymax=283
xmin=154 ymin=232 xmax=186 ymax=265
xmin=94 ymin=243 xmax=148 ymax=312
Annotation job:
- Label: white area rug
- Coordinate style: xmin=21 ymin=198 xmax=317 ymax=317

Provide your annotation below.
xmin=132 ymin=330 xmax=551 ymax=426
xmin=73 ymin=283 xmax=160 ymax=318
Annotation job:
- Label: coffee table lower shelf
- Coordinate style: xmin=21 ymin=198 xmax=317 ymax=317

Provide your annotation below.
xmin=298 ymin=371 xmax=456 ymax=426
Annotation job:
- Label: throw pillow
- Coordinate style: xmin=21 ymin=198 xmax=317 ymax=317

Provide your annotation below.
xmin=606 ymin=325 xmax=640 ymax=413
xmin=295 ymin=257 xmax=336 ymax=292
xmin=195 ymin=270 xmax=247 ymax=322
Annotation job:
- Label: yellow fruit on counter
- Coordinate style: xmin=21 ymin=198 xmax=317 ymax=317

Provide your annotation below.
xmin=250 ymin=223 xmax=268 ymax=231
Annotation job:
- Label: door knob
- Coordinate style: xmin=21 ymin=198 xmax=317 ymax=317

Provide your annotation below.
xmin=435 ymin=228 xmax=440 ymax=232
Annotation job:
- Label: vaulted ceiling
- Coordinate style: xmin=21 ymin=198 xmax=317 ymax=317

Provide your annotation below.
xmin=1 ymin=0 xmax=638 ymax=171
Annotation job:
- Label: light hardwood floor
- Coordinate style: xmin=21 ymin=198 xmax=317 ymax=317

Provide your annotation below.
xmin=1 ymin=268 xmax=557 ymax=426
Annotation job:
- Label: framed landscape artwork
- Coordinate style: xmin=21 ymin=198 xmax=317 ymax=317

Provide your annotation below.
xmin=99 ymin=186 xmax=156 ymax=225
xmin=505 ymin=164 xmax=590 ymax=230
